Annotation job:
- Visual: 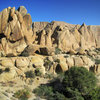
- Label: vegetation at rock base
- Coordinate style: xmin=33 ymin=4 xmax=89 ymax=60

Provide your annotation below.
xmin=63 ymin=67 xmax=97 ymax=95
xmin=25 ymin=68 xmax=42 ymax=79
xmin=35 ymin=68 xmax=42 ymax=76
xmin=55 ymin=47 xmax=62 ymax=55
xmin=54 ymin=58 xmax=60 ymax=63
xmin=95 ymin=59 xmax=100 ymax=64
xmin=44 ymin=73 xmax=55 ymax=79
xmin=89 ymin=87 xmax=100 ymax=100
xmin=14 ymin=89 xmax=31 ymax=100
xmin=33 ymin=67 xmax=99 ymax=100
xmin=25 ymin=70 xmax=35 ymax=78
xmin=44 ymin=57 xmax=53 ymax=71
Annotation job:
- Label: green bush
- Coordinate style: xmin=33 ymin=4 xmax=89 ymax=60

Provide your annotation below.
xmin=62 ymin=67 xmax=97 ymax=100
xmin=34 ymin=85 xmax=54 ymax=98
xmin=35 ymin=68 xmax=42 ymax=76
xmin=44 ymin=73 xmax=54 ymax=79
xmin=25 ymin=68 xmax=42 ymax=79
xmin=64 ymin=87 xmax=84 ymax=100
xmin=88 ymin=87 xmax=100 ymax=100
xmin=62 ymin=67 xmax=97 ymax=98
xmin=14 ymin=89 xmax=31 ymax=100
xmin=54 ymin=92 xmax=67 ymax=100
xmin=54 ymin=59 xmax=60 ymax=63
xmin=25 ymin=70 xmax=35 ymax=78
xmin=44 ymin=58 xmax=53 ymax=71
xmin=95 ymin=59 xmax=100 ymax=64
xmin=34 ymin=67 xmax=98 ymax=100
xmin=55 ymin=47 xmax=61 ymax=55
xmin=34 ymin=85 xmax=67 ymax=100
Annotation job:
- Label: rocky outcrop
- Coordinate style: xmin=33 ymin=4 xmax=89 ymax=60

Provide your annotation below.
xmin=0 ymin=6 xmax=33 ymax=57
xmin=32 ymin=21 xmax=100 ymax=54
xmin=0 ymin=6 xmax=100 ymax=81
xmin=0 ymin=6 xmax=100 ymax=57
xmin=0 ymin=6 xmax=100 ymax=100
xmin=0 ymin=52 xmax=99 ymax=82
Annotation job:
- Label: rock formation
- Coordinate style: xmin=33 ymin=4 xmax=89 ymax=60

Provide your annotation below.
xmin=0 ymin=6 xmax=33 ymax=57
xmin=0 ymin=6 xmax=100 ymax=100
xmin=0 ymin=6 xmax=100 ymax=57
xmin=0 ymin=6 xmax=99 ymax=77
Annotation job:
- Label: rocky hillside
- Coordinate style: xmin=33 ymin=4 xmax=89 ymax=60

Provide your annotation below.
xmin=0 ymin=6 xmax=100 ymax=57
xmin=0 ymin=6 xmax=100 ymax=100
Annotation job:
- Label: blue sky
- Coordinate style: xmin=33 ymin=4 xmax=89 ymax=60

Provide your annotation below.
xmin=0 ymin=0 xmax=100 ymax=25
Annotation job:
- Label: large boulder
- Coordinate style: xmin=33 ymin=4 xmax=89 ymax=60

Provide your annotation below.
xmin=66 ymin=57 xmax=74 ymax=68
xmin=0 ymin=6 xmax=33 ymax=57
xmin=21 ymin=44 xmax=40 ymax=56
xmin=0 ymin=59 xmax=14 ymax=67
xmin=15 ymin=57 xmax=29 ymax=68
xmin=30 ymin=56 xmax=45 ymax=74
xmin=74 ymin=57 xmax=83 ymax=67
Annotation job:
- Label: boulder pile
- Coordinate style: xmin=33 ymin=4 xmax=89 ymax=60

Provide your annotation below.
xmin=0 ymin=6 xmax=100 ymax=82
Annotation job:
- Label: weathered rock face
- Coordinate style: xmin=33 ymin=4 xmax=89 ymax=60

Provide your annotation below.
xmin=0 ymin=6 xmax=100 ymax=100
xmin=0 ymin=6 xmax=99 ymax=76
xmin=32 ymin=21 xmax=100 ymax=54
xmin=0 ymin=6 xmax=100 ymax=56
xmin=0 ymin=53 xmax=99 ymax=82
xmin=0 ymin=6 xmax=33 ymax=56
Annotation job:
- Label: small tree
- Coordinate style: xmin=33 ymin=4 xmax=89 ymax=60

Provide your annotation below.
xmin=62 ymin=67 xmax=97 ymax=98
xmin=88 ymin=87 xmax=100 ymax=100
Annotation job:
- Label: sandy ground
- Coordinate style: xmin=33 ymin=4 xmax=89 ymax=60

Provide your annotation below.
xmin=0 ymin=77 xmax=49 ymax=100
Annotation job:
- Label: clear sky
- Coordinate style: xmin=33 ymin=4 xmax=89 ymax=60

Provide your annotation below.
xmin=0 ymin=0 xmax=100 ymax=25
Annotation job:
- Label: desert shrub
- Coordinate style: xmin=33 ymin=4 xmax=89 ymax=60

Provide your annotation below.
xmin=35 ymin=68 xmax=42 ymax=76
xmin=34 ymin=85 xmax=54 ymax=98
xmin=88 ymin=55 xmax=95 ymax=61
xmin=34 ymin=67 xmax=97 ymax=100
xmin=62 ymin=67 xmax=97 ymax=98
xmin=25 ymin=68 xmax=42 ymax=79
xmin=44 ymin=73 xmax=54 ymax=79
xmin=55 ymin=47 xmax=61 ymax=55
xmin=63 ymin=87 xmax=84 ymax=100
xmin=95 ymin=59 xmax=100 ymax=64
xmin=34 ymin=85 xmax=67 ymax=100
xmin=14 ymin=89 xmax=31 ymax=100
xmin=25 ymin=70 xmax=35 ymax=78
xmin=88 ymin=87 xmax=100 ymax=100
xmin=44 ymin=58 xmax=53 ymax=71
xmin=54 ymin=59 xmax=60 ymax=63
xmin=54 ymin=92 xmax=67 ymax=100
xmin=44 ymin=59 xmax=52 ymax=66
